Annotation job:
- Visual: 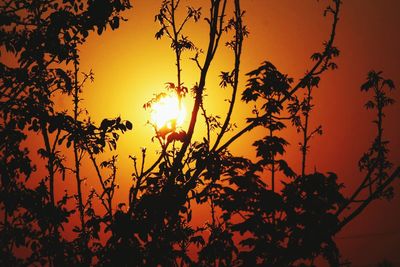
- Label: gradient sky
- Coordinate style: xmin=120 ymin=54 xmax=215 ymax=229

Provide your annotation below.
xmin=44 ymin=0 xmax=400 ymax=265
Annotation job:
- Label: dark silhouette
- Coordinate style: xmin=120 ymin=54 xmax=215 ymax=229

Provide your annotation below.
xmin=1 ymin=0 xmax=399 ymax=266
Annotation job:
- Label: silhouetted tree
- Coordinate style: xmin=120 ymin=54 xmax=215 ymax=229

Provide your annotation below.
xmin=1 ymin=0 xmax=132 ymax=265
xmin=335 ymin=70 xmax=398 ymax=233
xmin=1 ymin=0 xmax=399 ymax=266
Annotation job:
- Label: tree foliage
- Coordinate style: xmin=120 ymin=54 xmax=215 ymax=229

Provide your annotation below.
xmin=1 ymin=0 xmax=399 ymax=266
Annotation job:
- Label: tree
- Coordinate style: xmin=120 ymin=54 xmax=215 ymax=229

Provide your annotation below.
xmin=1 ymin=0 xmax=132 ymax=265
xmin=1 ymin=0 xmax=399 ymax=266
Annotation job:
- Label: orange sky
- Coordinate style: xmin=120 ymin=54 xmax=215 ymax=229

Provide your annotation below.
xmin=20 ymin=0 xmax=400 ymax=265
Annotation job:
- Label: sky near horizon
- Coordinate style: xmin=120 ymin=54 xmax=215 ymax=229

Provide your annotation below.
xmin=12 ymin=0 xmax=400 ymax=265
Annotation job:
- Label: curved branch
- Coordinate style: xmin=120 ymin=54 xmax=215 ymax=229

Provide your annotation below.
xmin=336 ymin=166 xmax=400 ymax=232
xmin=216 ymin=0 xmax=341 ymax=153
xmin=212 ymin=0 xmax=243 ymax=151
xmin=173 ymin=0 xmax=227 ymax=170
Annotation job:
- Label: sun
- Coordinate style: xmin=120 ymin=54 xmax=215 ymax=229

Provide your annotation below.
xmin=150 ymin=94 xmax=186 ymax=129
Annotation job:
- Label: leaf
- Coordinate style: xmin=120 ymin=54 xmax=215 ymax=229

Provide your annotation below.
xmin=364 ymin=100 xmax=375 ymax=109
xmin=110 ymin=16 xmax=120 ymax=30
xmin=125 ymin=120 xmax=133 ymax=130
xmin=100 ymin=119 xmax=111 ymax=130
xmin=155 ymin=27 xmax=165 ymax=39
xmin=384 ymin=79 xmax=395 ymax=90
xmin=311 ymin=52 xmax=322 ymax=61
xmin=277 ymin=160 xmax=297 ymax=178
xmin=360 ymin=80 xmax=372 ymax=91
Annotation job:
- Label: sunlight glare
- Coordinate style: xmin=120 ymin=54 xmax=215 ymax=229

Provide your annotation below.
xmin=150 ymin=94 xmax=186 ymax=129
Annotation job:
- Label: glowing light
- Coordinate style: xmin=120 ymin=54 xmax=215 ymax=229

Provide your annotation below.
xmin=150 ymin=94 xmax=186 ymax=129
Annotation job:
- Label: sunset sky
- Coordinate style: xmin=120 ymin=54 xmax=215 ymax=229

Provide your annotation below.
xmin=30 ymin=0 xmax=400 ymax=265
